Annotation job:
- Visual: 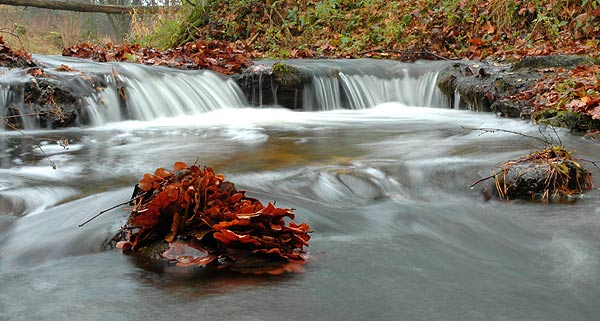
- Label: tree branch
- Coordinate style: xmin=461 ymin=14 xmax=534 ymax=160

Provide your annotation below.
xmin=0 ymin=0 xmax=175 ymax=14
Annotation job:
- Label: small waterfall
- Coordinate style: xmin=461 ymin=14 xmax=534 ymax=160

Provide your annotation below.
xmin=0 ymin=82 xmax=31 ymax=130
xmin=115 ymin=64 xmax=246 ymax=121
xmin=0 ymin=84 xmax=8 ymax=119
xmin=453 ymin=89 xmax=462 ymax=110
xmin=3 ymin=56 xmax=249 ymax=128
xmin=304 ymin=66 xmax=447 ymax=110
xmin=252 ymin=59 xmax=452 ymax=111
xmin=79 ymin=64 xmax=248 ymax=125
xmin=2 ymin=57 xmax=455 ymax=129
xmin=304 ymin=76 xmax=342 ymax=111
xmin=82 ymin=75 xmax=123 ymax=126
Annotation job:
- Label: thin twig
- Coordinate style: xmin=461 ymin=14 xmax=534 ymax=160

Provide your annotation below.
xmin=576 ymin=158 xmax=600 ymax=171
xmin=550 ymin=126 xmax=562 ymax=146
xmin=462 ymin=126 xmax=550 ymax=146
xmin=470 ymin=170 xmax=503 ymax=188
xmin=2 ymin=118 xmax=56 ymax=169
xmin=78 ymin=192 xmax=148 ymax=228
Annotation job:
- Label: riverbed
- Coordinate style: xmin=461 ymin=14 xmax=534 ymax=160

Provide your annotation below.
xmin=1 ymin=103 xmax=599 ymax=320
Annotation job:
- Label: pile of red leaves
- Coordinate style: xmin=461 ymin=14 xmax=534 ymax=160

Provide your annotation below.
xmin=510 ymin=65 xmax=600 ymax=120
xmin=116 ymin=162 xmax=311 ymax=275
xmin=62 ymin=40 xmax=252 ymax=75
xmin=0 ymin=36 xmax=35 ymax=68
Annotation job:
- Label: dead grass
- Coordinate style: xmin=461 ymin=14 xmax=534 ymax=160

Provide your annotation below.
xmin=0 ymin=5 xmax=115 ymax=54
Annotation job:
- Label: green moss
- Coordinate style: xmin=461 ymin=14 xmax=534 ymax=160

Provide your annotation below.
xmin=272 ymin=62 xmax=302 ymax=88
xmin=531 ymin=109 xmax=600 ymax=131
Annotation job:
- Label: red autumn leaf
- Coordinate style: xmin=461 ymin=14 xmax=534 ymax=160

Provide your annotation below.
xmin=138 ymin=173 xmax=159 ymax=191
xmin=154 ymin=167 xmax=173 ymax=179
xmin=229 ymin=192 xmax=244 ymax=203
xmin=173 ymin=161 xmax=188 ymax=171
xmin=131 ymin=209 xmax=161 ymax=227
xmin=164 ymin=212 xmax=182 ymax=242
xmin=467 ymin=38 xmax=485 ymax=46
xmin=177 ymin=254 xmax=218 ymax=267
xmin=212 ymin=218 xmax=251 ymax=230
xmin=214 ymin=229 xmax=262 ymax=246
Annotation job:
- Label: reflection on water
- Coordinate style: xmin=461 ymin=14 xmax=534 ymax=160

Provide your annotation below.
xmin=1 ymin=105 xmax=600 ymax=321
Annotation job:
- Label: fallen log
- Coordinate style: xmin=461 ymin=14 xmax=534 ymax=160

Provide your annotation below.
xmin=0 ymin=0 xmax=172 ymax=14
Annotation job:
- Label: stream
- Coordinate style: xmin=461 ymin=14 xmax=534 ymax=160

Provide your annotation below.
xmin=1 ymin=58 xmax=599 ymax=321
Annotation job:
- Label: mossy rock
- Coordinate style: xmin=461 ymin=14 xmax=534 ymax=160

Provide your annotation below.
xmin=511 ymin=55 xmax=598 ymax=72
xmin=492 ymin=145 xmax=594 ymax=202
xmin=22 ymin=77 xmax=80 ymax=128
xmin=531 ymin=109 xmax=600 ymax=131
xmin=495 ymin=160 xmax=592 ymax=201
xmin=272 ymin=62 xmax=302 ymax=88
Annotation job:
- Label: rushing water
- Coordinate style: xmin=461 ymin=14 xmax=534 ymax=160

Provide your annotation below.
xmin=1 ymin=59 xmax=600 ymax=321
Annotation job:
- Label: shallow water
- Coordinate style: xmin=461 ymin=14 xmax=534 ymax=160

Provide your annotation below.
xmin=1 ymin=104 xmax=599 ymax=321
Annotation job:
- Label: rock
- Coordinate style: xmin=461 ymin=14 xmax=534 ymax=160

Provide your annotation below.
xmin=436 ymin=55 xmax=600 ymax=123
xmin=510 ymin=55 xmax=599 ymax=72
xmin=234 ymin=62 xmax=308 ymax=109
xmin=436 ymin=61 xmax=539 ymax=114
xmin=531 ymin=109 xmax=600 ymax=132
xmin=493 ymin=146 xmax=593 ymax=201
xmin=2 ymin=67 xmax=113 ymax=130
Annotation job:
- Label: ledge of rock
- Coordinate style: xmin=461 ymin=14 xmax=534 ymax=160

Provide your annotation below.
xmin=436 ymin=55 xmax=600 ymax=124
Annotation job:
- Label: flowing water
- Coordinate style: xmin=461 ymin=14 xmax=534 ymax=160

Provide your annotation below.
xmin=1 ymin=58 xmax=599 ymax=321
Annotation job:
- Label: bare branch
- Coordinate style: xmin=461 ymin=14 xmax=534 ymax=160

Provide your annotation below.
xmin=461 ymin=126 xmax=550 ymax=146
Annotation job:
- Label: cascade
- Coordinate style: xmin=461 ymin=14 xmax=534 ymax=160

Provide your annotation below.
xmin=112 ymin=64 xmax=247 ymax=121
xmin=0 ymin=83 xmax=30 ymax=130
xmin=249 ymin=59 xmax=453 ymax=111
xmin=2 ymin=57 xmax=249 ymax=128
xmin=1 ymin=57 xmax=456 ymax=129
xmin=0 ymin=84 xmax=8 ymax=119
xmin=305 ymin=67 xmax=447 ymax=110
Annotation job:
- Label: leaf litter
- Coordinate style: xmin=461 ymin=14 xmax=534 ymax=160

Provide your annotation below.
xmin=113 ymin=162 xmax=311 ymax=275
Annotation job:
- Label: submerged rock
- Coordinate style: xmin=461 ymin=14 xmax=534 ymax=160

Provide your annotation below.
xmin=4 ymin=67 xmax=89 ymax=129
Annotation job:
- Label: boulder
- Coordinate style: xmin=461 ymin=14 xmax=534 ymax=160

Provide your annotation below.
xmin=493 ymin=146 xmax=593 ymax=201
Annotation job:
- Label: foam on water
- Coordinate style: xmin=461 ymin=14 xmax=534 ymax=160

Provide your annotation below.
xmin=543 ymin=236 xmax=599 ymax=287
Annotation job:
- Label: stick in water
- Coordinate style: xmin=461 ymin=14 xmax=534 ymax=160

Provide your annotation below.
xmin=78 ymin=192 xmax=147 ymax=228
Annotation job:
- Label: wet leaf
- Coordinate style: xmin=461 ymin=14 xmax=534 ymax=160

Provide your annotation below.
xmin=165 ymin=212 xmax=182 ymax=242
xmin=174 ymin=161 xmax=188 ymax=171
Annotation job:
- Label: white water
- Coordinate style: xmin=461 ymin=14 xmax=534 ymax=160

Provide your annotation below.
xmin=3 ymin=58 xmax=453 ymax=128
xmin=303 ymin=70 xmax=445 ymax=110
xmin=26 ymin=56 xmax=247 ymax=126
xmin=115 ymin=64 xmax=246 ymax=120
xmin=276 ymin=59 xmax=451 ymax=111
xmin=0 ymin=84 xmax=7 ymax=120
